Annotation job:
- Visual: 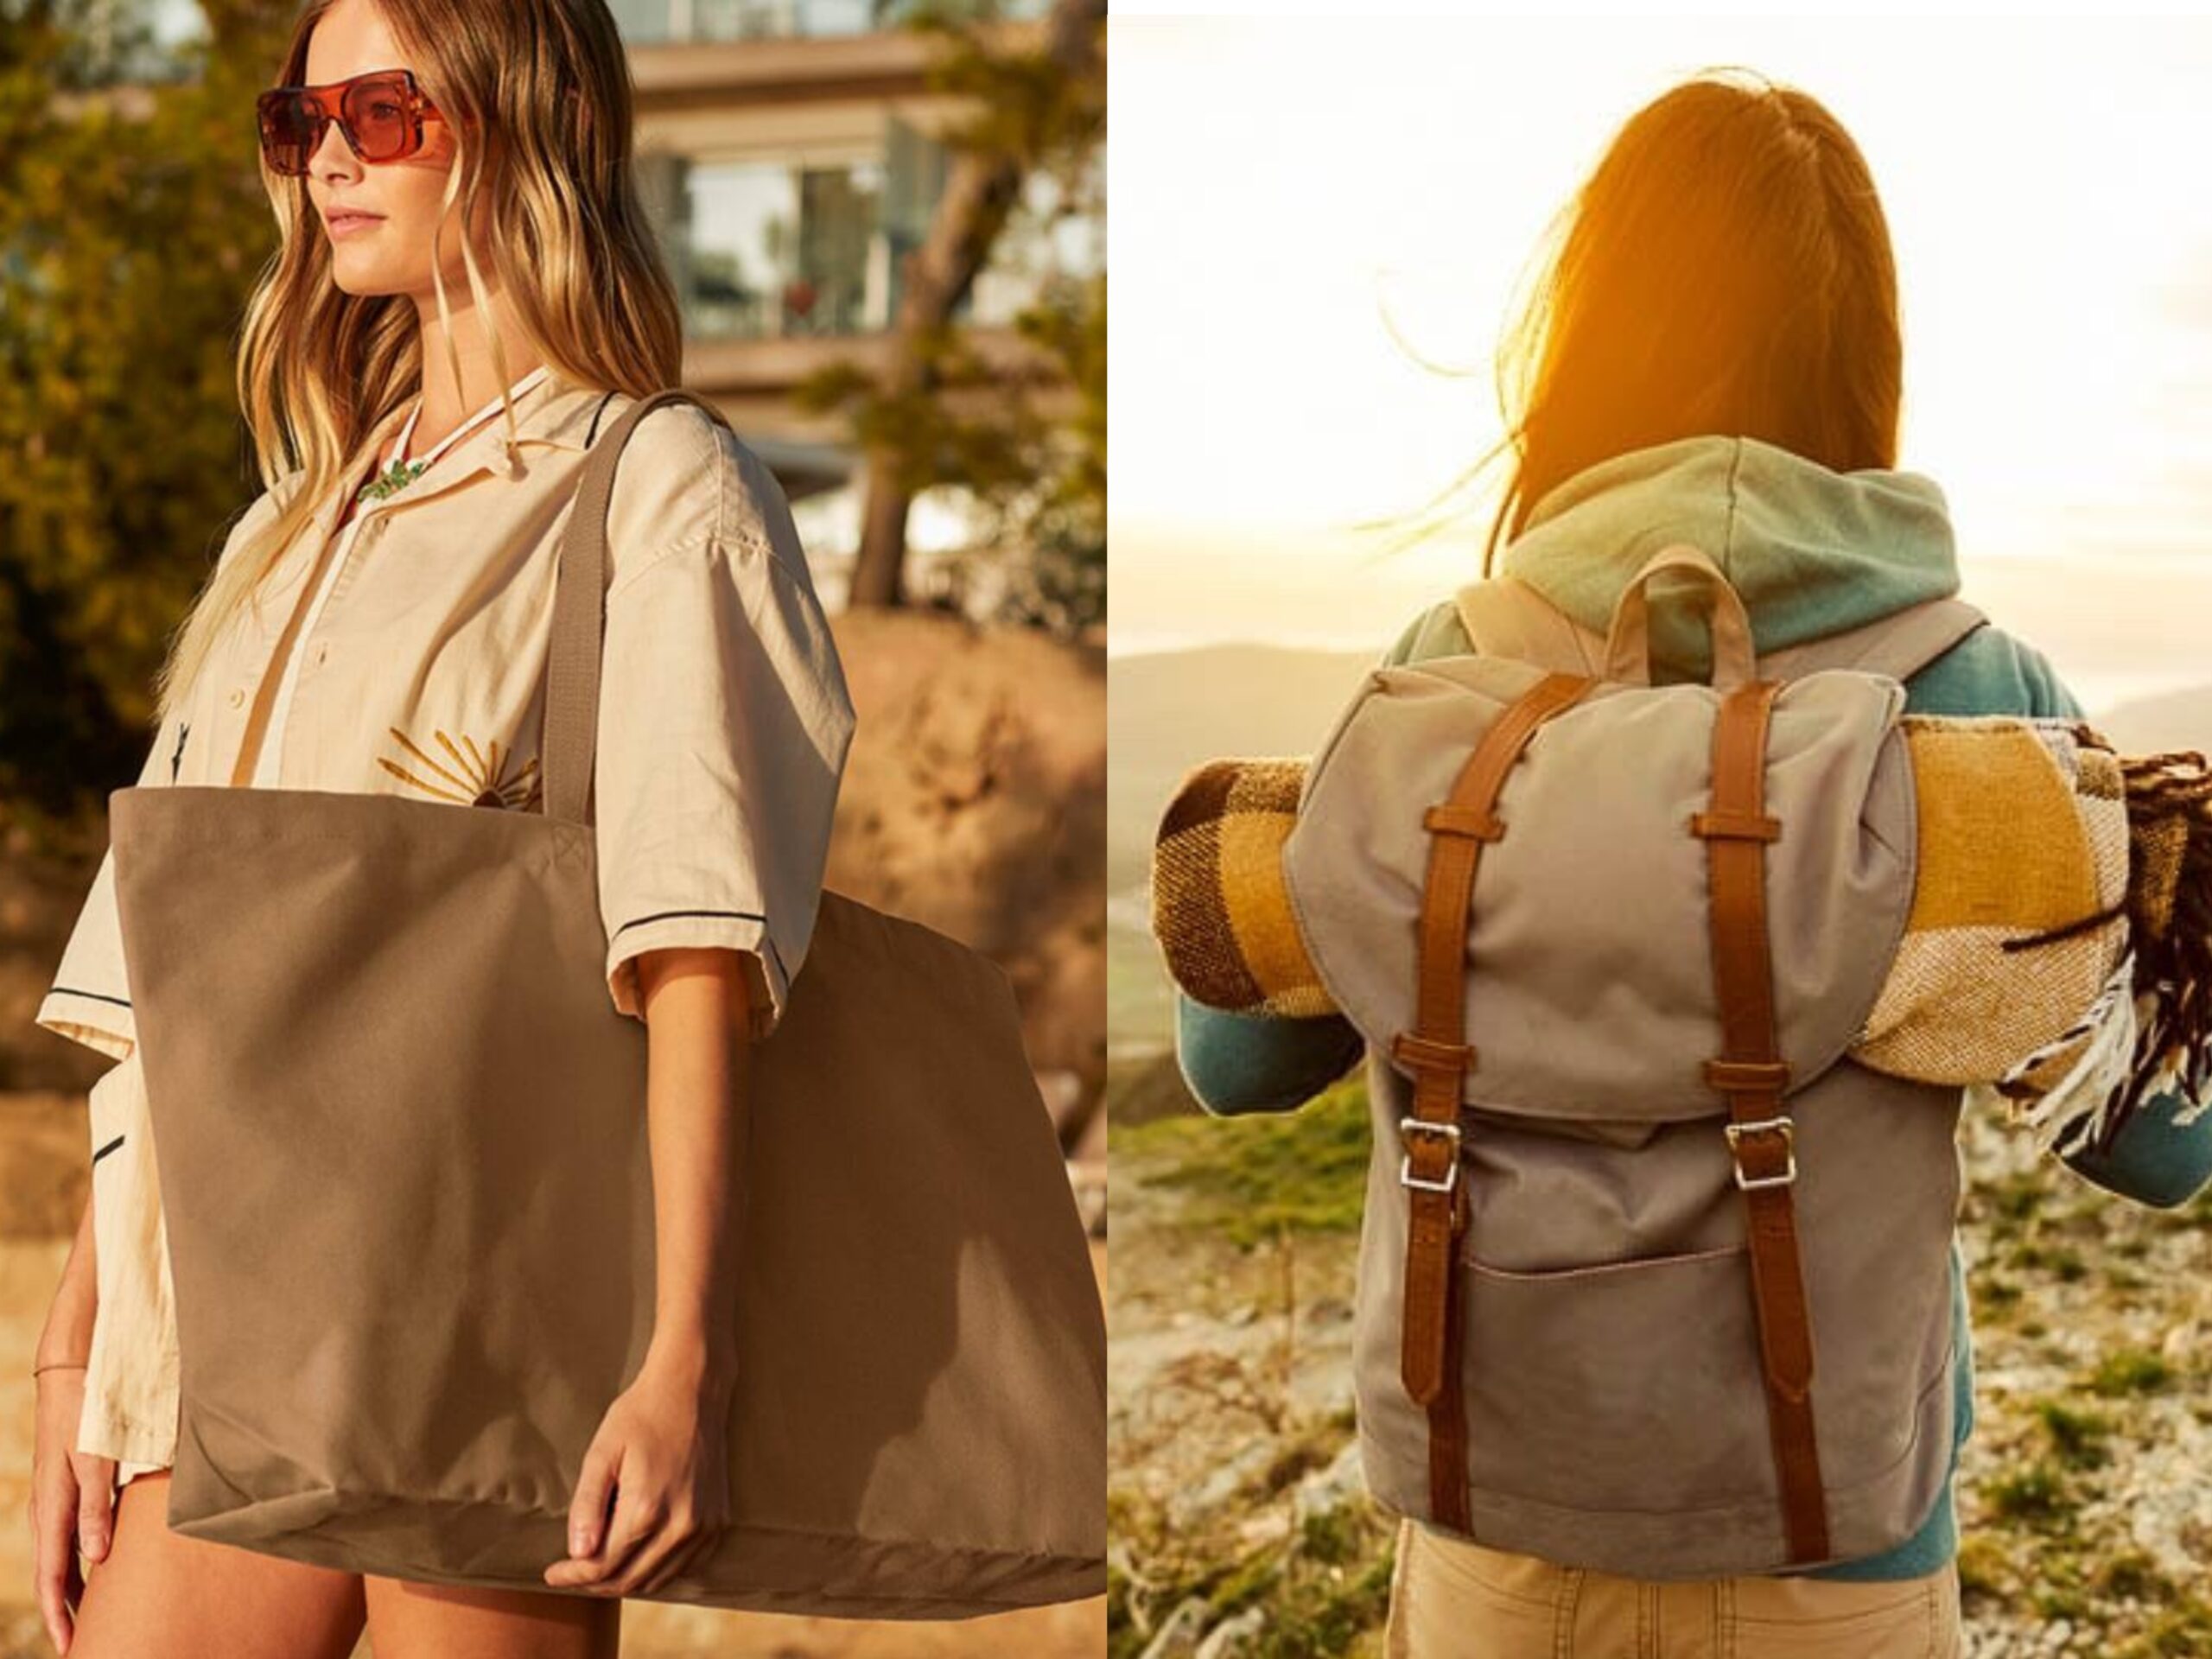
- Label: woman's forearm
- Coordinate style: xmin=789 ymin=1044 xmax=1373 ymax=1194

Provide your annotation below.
xmin=39 ymin=1182 xmax=99 ymax=1369
xmin=632 ymin=946 xmax=753 ymax=1392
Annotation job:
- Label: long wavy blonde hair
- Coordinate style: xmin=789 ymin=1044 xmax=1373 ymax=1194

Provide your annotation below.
xmin=153 ymin=0 xmax=683 ymax=727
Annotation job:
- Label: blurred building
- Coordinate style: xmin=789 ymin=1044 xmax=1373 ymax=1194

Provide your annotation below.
xmin=613 ymin=0 xmax=1097 ymax=602
xmin=120 ymin=0 xmax=1103 ymax=605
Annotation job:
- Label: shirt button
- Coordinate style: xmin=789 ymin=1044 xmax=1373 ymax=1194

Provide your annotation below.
xmin=227 ymin=688 xmax=245 ymax=709
xmin=316 ymin=644 xmax=329 ymax=665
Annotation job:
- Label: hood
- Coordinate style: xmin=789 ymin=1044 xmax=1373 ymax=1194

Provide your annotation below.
xmin=1498 ymin=434 xmax=1961 ymax=681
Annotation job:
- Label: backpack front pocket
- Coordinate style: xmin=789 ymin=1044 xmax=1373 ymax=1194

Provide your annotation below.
xmin=1457 ymin=1242 xmax=1770 ymax=1515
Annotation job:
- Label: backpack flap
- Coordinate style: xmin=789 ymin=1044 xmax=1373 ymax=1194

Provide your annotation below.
xmin=1281 ymin=653 xmax=1919 ymax=1122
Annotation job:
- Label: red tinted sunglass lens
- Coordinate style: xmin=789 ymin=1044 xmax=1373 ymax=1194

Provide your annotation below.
xmin=258 ymin=92 xmax=324 ymax=175
xmin=342 ymin=78 xmax=416 ymax=162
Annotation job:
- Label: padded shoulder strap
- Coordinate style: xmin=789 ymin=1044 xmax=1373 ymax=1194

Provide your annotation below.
xmin=1452 ymin=576 xmax=1606 ymax=676
xmin=1454 ymin=577 xmax=1987 ymax=687
xmin=1754 ymin=598 xmax=1987 ymax=684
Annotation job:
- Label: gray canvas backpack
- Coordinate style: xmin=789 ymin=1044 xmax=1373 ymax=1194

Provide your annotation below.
xmin=1280 ymin=543 xmax=1990 ymax=1578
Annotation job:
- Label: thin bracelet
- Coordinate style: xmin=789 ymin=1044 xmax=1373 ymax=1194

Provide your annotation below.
xmin=32 ymin=1361 xmax=88 ymax=1377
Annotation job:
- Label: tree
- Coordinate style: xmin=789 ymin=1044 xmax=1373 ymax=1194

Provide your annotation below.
xmin=810 ymin=0 xmax=1105 ymax=619
xmin=0 ymin=0 xmax=293 ymax=823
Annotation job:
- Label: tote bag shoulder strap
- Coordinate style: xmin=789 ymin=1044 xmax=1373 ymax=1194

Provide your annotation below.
xmin=541 ymin=388 xmax=738 ymax=827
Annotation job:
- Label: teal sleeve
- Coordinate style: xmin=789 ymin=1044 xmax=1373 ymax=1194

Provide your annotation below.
xmin=2062 ymin=1087 xmax=2212 ymax=1209
xmin=1174 ymin=991 xmax=1365 ymax=1118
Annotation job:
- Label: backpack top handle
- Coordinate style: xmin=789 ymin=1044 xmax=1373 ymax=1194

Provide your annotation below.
xmin=1601 ymin=542 xmax=1758 ymax=692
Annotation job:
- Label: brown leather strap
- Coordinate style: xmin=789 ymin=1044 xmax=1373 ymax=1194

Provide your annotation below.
xmin=1395 ymin=669 xmax=1595 ymax=1531
xmin=1692 ymin=678 xmax=1831 ymax=1565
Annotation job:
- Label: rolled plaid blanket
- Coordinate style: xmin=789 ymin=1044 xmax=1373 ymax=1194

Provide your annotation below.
xmin=1150 ymin=715 xmax=2211 ymax=1151
xmin=1151 ymin=758 xmax=1331 ymax=1018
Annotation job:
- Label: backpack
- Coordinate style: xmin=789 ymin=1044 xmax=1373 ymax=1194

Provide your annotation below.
xmin=1278 ymin=543 xmax=1991 ymax=1579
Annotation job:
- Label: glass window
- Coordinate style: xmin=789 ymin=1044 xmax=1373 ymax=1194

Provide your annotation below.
xmin=610 ymin=0 xmax=918 ymax=41
xmin=683 ymin=161 xmax=800 ymax=340
xmin=794 ymin=162 xmax=883 ymax=335
xmin=607 ymin=0 xmax=677 ymax=43
xmin=664 ymin=156 xmax=890 ymax=340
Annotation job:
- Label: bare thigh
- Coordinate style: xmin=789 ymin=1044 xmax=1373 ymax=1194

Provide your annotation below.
xmin=69 ymin=1470 xmax=367 ymax=1659
xmin=363 ymin=1574 xmax=620 ymax=1659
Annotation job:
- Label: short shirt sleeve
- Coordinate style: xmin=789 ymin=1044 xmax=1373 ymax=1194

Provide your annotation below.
xmin=35 ymin=486 xmax=289 ymax=1065
xmin=594 ymin=410 xmax=857 ymax=1041
xmin=37 ymin=817 xmax=156 ymax=1064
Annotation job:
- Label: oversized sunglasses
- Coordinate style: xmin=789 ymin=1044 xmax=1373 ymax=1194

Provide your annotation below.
xmin=256 ymin=68 xmax=445 ymax=176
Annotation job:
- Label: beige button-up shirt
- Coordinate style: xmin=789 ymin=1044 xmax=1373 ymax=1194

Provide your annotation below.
xmin=37 ymin=369 xmax=858 ymax=1475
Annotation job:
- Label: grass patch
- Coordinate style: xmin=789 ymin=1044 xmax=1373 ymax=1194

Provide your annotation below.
xmin=2088 ymin=1348 xmax=2175 ymax=1398
xmin=2094 ymin=1549 xmax=2171 ymax=1602
xmin=2012 ymin=1241 xmax=2088 ymax=1281
xmin=1986 ymin=1459 xmax=2073 ymax=1523
xmin=2036 ymin=1400 xmax=2115 ymax=1470
xmin=1982 ymin=1172 xmax=2044 ymax=1227
xmin=2035 ymin=1584 xmax=2093 ymax=1621
xmin=1954 ymin=1533 xmax=2013 ymax=1605
xmin=1119 ymin=1078 xmax=1373 ymax=1247
xmin=2117 ymin=1594 xmax=2212 ymax=1658
xmin=1108 ymin=1478 xmax=1396 ymax=1659
xmin=1974 ymin=1275 xmax=2024 ymax=1313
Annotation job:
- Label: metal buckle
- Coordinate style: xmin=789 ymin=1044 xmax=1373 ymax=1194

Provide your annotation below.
xmin=1723 ymin=1116 xmax=1797 ymax=1191
xmin=1397 ymin=1118 xmax=1462 ymax=1194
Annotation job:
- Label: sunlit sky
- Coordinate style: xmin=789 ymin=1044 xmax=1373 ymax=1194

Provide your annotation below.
xmin=1109 ymin=12 xmax=2212 ymax=713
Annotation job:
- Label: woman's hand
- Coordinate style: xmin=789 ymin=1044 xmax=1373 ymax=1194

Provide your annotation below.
xmin=543 ymin=1340 xmax=734 ymax=1598
xmin=29 ymin=1364 xmax=111 ymax=1655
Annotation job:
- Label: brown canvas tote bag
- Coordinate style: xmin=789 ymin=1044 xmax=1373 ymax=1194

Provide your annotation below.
xmin=105 ymin=389 xmax=1107 ymax=1617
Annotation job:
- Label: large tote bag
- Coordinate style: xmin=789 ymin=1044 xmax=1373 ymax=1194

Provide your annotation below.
xmin=105 ymin=390 xmax=1107 ymax=1618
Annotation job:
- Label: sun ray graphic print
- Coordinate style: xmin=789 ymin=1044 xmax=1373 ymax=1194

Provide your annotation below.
xmin=376 ymin=727 xmax=543 ymax=810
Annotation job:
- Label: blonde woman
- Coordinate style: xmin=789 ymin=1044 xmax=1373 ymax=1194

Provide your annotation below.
xmin=28 ymin=1 xmax=855 ymax=1653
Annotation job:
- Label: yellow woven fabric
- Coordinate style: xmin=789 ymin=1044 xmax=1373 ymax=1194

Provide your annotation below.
xmin=1854 ymin=717 xmax=2128 ymax=1085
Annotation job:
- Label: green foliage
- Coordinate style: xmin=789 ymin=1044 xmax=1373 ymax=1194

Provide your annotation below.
xmin=1109 ymin=1430 xmax=1395 ymax=1659
xmin=2088 ymin=1348 xmax=2176 ymax=1398
xmin=1954 ymin=1532 xmax=2014 ymax=1605
xmin=1116 ymin=1079 xmax=1372 ymax=1249
xmin=0 ymin=0 xmax=292 ymax=820
xmin=1986 ymin=1459 xmax=2072 ymax=1523
xmin=2093 ymin=1549 xmax=2172 ymax=1603
xmin=795 ymin=0 xmax=1104 ymax=636
xmin=990 ymin=267 xmax=1104 ymax=632
xmin=2035 ymin=1399 xmax=2115 ymax=1470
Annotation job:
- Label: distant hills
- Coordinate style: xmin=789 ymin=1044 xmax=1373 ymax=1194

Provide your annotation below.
xmin=2093 ymin=683 xmax=2212 ymax=753
xmin=1108 ymin=643 xmax=1374 ymax=1050
xmin=1107 ymin=642 xmax=1377 ymax=894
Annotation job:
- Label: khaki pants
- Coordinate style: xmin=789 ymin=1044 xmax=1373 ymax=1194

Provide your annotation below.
xmin=1384 ymin=1520 xmax=1964 ymax=1659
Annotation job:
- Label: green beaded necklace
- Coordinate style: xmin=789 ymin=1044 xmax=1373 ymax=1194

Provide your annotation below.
xmin=357 ymin=399 xmax=429 ymax=505
xmin=357 ymin=453 xmax=429 ymax=505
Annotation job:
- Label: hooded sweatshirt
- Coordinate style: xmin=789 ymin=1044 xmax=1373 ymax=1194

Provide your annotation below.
xmin=1173 ymin=433 xmax=2212 ymax=1582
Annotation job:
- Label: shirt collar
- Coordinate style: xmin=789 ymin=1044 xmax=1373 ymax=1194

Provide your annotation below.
xmin=304 ymin=370 xmax=625 ymax=541
xmin=386 ymin=362 xmax=555 ymax=469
